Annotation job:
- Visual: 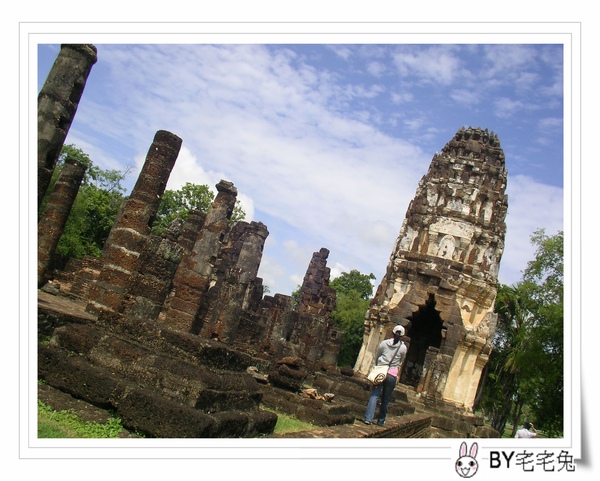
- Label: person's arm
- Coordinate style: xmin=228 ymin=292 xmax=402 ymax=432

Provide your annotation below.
xmin=396 ymin=344 xmax=406 ymax=364
xmin=530 ymin=424 xmax=538 ymax=437
xmin=374 ymin=342 xmax=384 ymax=365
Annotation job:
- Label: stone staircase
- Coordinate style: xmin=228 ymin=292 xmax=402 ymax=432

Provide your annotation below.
xmin=394 ymin=383 xmax=499 ymax=438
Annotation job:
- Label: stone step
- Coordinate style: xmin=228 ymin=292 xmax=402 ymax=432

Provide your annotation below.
xmin=38 ymin=341 xmax=277 ymax=438
xmin=272 ymin=413 xmax=432 ymax=438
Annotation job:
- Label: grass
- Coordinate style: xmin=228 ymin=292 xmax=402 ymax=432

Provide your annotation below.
xmin=43 ymin=401 xmax=535 ymax=439
xmin=266 ymin=408 xmax=317 ymax=434
xmin=37 ymin=400 xmax=126 ymax=438
xmin=38 ymin=400 xmax=315 ymax=438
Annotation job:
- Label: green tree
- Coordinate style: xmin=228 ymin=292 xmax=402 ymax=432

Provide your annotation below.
xmin=480 ymin=229 xmax=564 ymax=437
xmin=291 ymin=285 xmax=301 ymax=308
xmin=479 ymin=282 xmax=528 ymax=435
xmin=39 ymin=145 xmax=89 ymax=217
xmin=43 ymin=145 xmax=131 ymax=261
xmin=517 ymin=229 xmax=564 ymax=436
xmin=56 ymin=185 xmax=124 ymax=259
xmin=330 ymin=269 xmax=376 ymax=300
xmin=151 ymin=182 xmax=246 ymax=235
xmin=329 ymin=270 xmax=376 ymax=367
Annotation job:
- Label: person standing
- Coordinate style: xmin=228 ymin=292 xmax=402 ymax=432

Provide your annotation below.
xmin=363 ymin=324 xmax=407 ymax=426
xmin=515 ymin=422 xmax=538 ymax=438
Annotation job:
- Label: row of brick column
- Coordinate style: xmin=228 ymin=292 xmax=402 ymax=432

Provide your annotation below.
xmin=37 ymin=44 xmax=342 ymax=368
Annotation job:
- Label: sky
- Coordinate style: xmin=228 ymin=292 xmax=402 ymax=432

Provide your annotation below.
xmin=18 ymin=14 xmax=593 ymax=476
xmin=36 ymin=41 xmax=565 ymax=297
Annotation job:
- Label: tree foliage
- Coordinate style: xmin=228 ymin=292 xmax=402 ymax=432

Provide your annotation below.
xmin=42 ymin=145 xmax=247 ymax=262
xmin=151 ymin=182 xmax=246 ymax=235
xmin=330 ymin=269 xmax=376 ymax=300
xmin=479 ymin=229 xmax=564 ymax=437
xmin=479 ymin=283 xmax=527 ymax=435
xmin=41 ymin=144 xmax=130 ymax=261
xmin=329 ymin=270 xmax=376 ymax=367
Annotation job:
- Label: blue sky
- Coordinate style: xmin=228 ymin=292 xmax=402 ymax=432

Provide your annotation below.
xmin=37 ymin=41 xmax=565 ymax=297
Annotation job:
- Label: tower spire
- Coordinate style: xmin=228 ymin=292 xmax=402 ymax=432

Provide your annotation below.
xmin=354 ymin=126 xmax=508 ymax=411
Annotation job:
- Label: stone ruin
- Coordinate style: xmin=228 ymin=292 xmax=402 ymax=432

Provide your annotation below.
xmin=36 ymin=44 xmax=507 ymax=438
xmin=354 ymin=126 xmax=508 ymax=412
xmin=37 ymin=129 xmax=349 ymax=437
xmin=37 ymin=45 xmax=357 ymax=438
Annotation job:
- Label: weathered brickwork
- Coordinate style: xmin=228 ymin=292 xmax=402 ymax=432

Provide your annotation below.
xmin=232 ymin=248 xmax=341 ymax=366
xmin=120 ymin=233 xmax=185 ymax=322
xmin=38 ymin=44 xmax=97 ymax=209
xmin=194 ymin=220 xmax=269 ymax=342
xmin=37 ymin=124 xmax=340 ymax=367
xmin=86 ymin=130 xmax=182 ymax=317
xmin=37 ymin=156 xmax=87 ymax=287
xmin=159 ymin=180 xmax=238 ymax=331
xmin=354 ymin=127 xmax=508 ymax=411
xmin=244 ymin=293 xmax=296 ymax=353
xmin=296 ymin=248 xmax=337 ymax=318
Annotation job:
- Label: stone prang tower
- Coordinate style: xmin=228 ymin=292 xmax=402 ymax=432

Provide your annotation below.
xmin=354 ymin=126 xmax=508 ymax=411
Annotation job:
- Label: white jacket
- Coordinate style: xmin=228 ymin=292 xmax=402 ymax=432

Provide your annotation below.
xmin=375 ymin=338 xmax=407 ymax=368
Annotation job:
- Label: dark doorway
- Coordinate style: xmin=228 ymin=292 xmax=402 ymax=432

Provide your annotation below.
xmin=400 ymin=294 xmax=444 ymax=387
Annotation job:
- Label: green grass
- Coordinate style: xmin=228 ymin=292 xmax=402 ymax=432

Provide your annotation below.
xmin=265 ymin=408 xmax=317 ymax=434
xmin=38 ymin=399 xmax=315 ymax=438
xmin=37 ymin=400 xmax=125 ymax=438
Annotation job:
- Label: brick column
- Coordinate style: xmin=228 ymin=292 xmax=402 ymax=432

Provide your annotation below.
xmin=196 ymin=221 xmax=269 ymax=342
xmin=37 ymin=157 xmax=87 ymax=287
xmin=160 ymin=180 xmax=237 ymax=332
xmin=38 ymin=44 xmax=97 ymax=209
xmin=86 ymin=130 xmax=182 ymax=317
xmin=296 ymin=248 xmax=336 ymax=318
xmin=177 ymin=209 xmax=206 ymax=253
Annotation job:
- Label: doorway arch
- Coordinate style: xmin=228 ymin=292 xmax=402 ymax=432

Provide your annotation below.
xmin=400 ymin=293 xmax=444 ymax=387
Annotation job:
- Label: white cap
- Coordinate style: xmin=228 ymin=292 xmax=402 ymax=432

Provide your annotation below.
xmin=393 ymin=325 xmax=405 ymax=336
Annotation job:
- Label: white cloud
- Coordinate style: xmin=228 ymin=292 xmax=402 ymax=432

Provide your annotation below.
xmin=482 ymin=45 xmax=538 ymax=80
xmin=500 ymin=174 xmax=564 ymax=285
xmin=256 ymin=253 xmax=287 ymax=294
xmin=44 ymin=43 xmax=565 ymax=299
xmin=328 ymin=45 xmax=352 ymax=60
xmin=165 ymin=146 xmax=216 ymax=191
xmin=289 ymin=273 xmax=303 ymax=290
xmin=282 ymin=240 xmax=310 ymax=265
xmin=367 ymin=61 xmax=387 ymax=78
xmin=493 ymin=97 xmax=527 ymax=119
xmin=392 ymin=46 xmax=463 ymax=85
xmin=449 ymin=88 xmax=480 ymax=107
xmin=391 ymin=91 xmax=413 ymax=104
xmin=329 ymin=261 xmax=351 ymax=281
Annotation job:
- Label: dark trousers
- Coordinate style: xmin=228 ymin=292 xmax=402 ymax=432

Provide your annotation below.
xmin=364 ymin=373 xmax=397 ymax=424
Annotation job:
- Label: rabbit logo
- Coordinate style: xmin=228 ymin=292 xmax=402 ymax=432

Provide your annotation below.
xmin=455 ymin=441 xmax=479 ymax=478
